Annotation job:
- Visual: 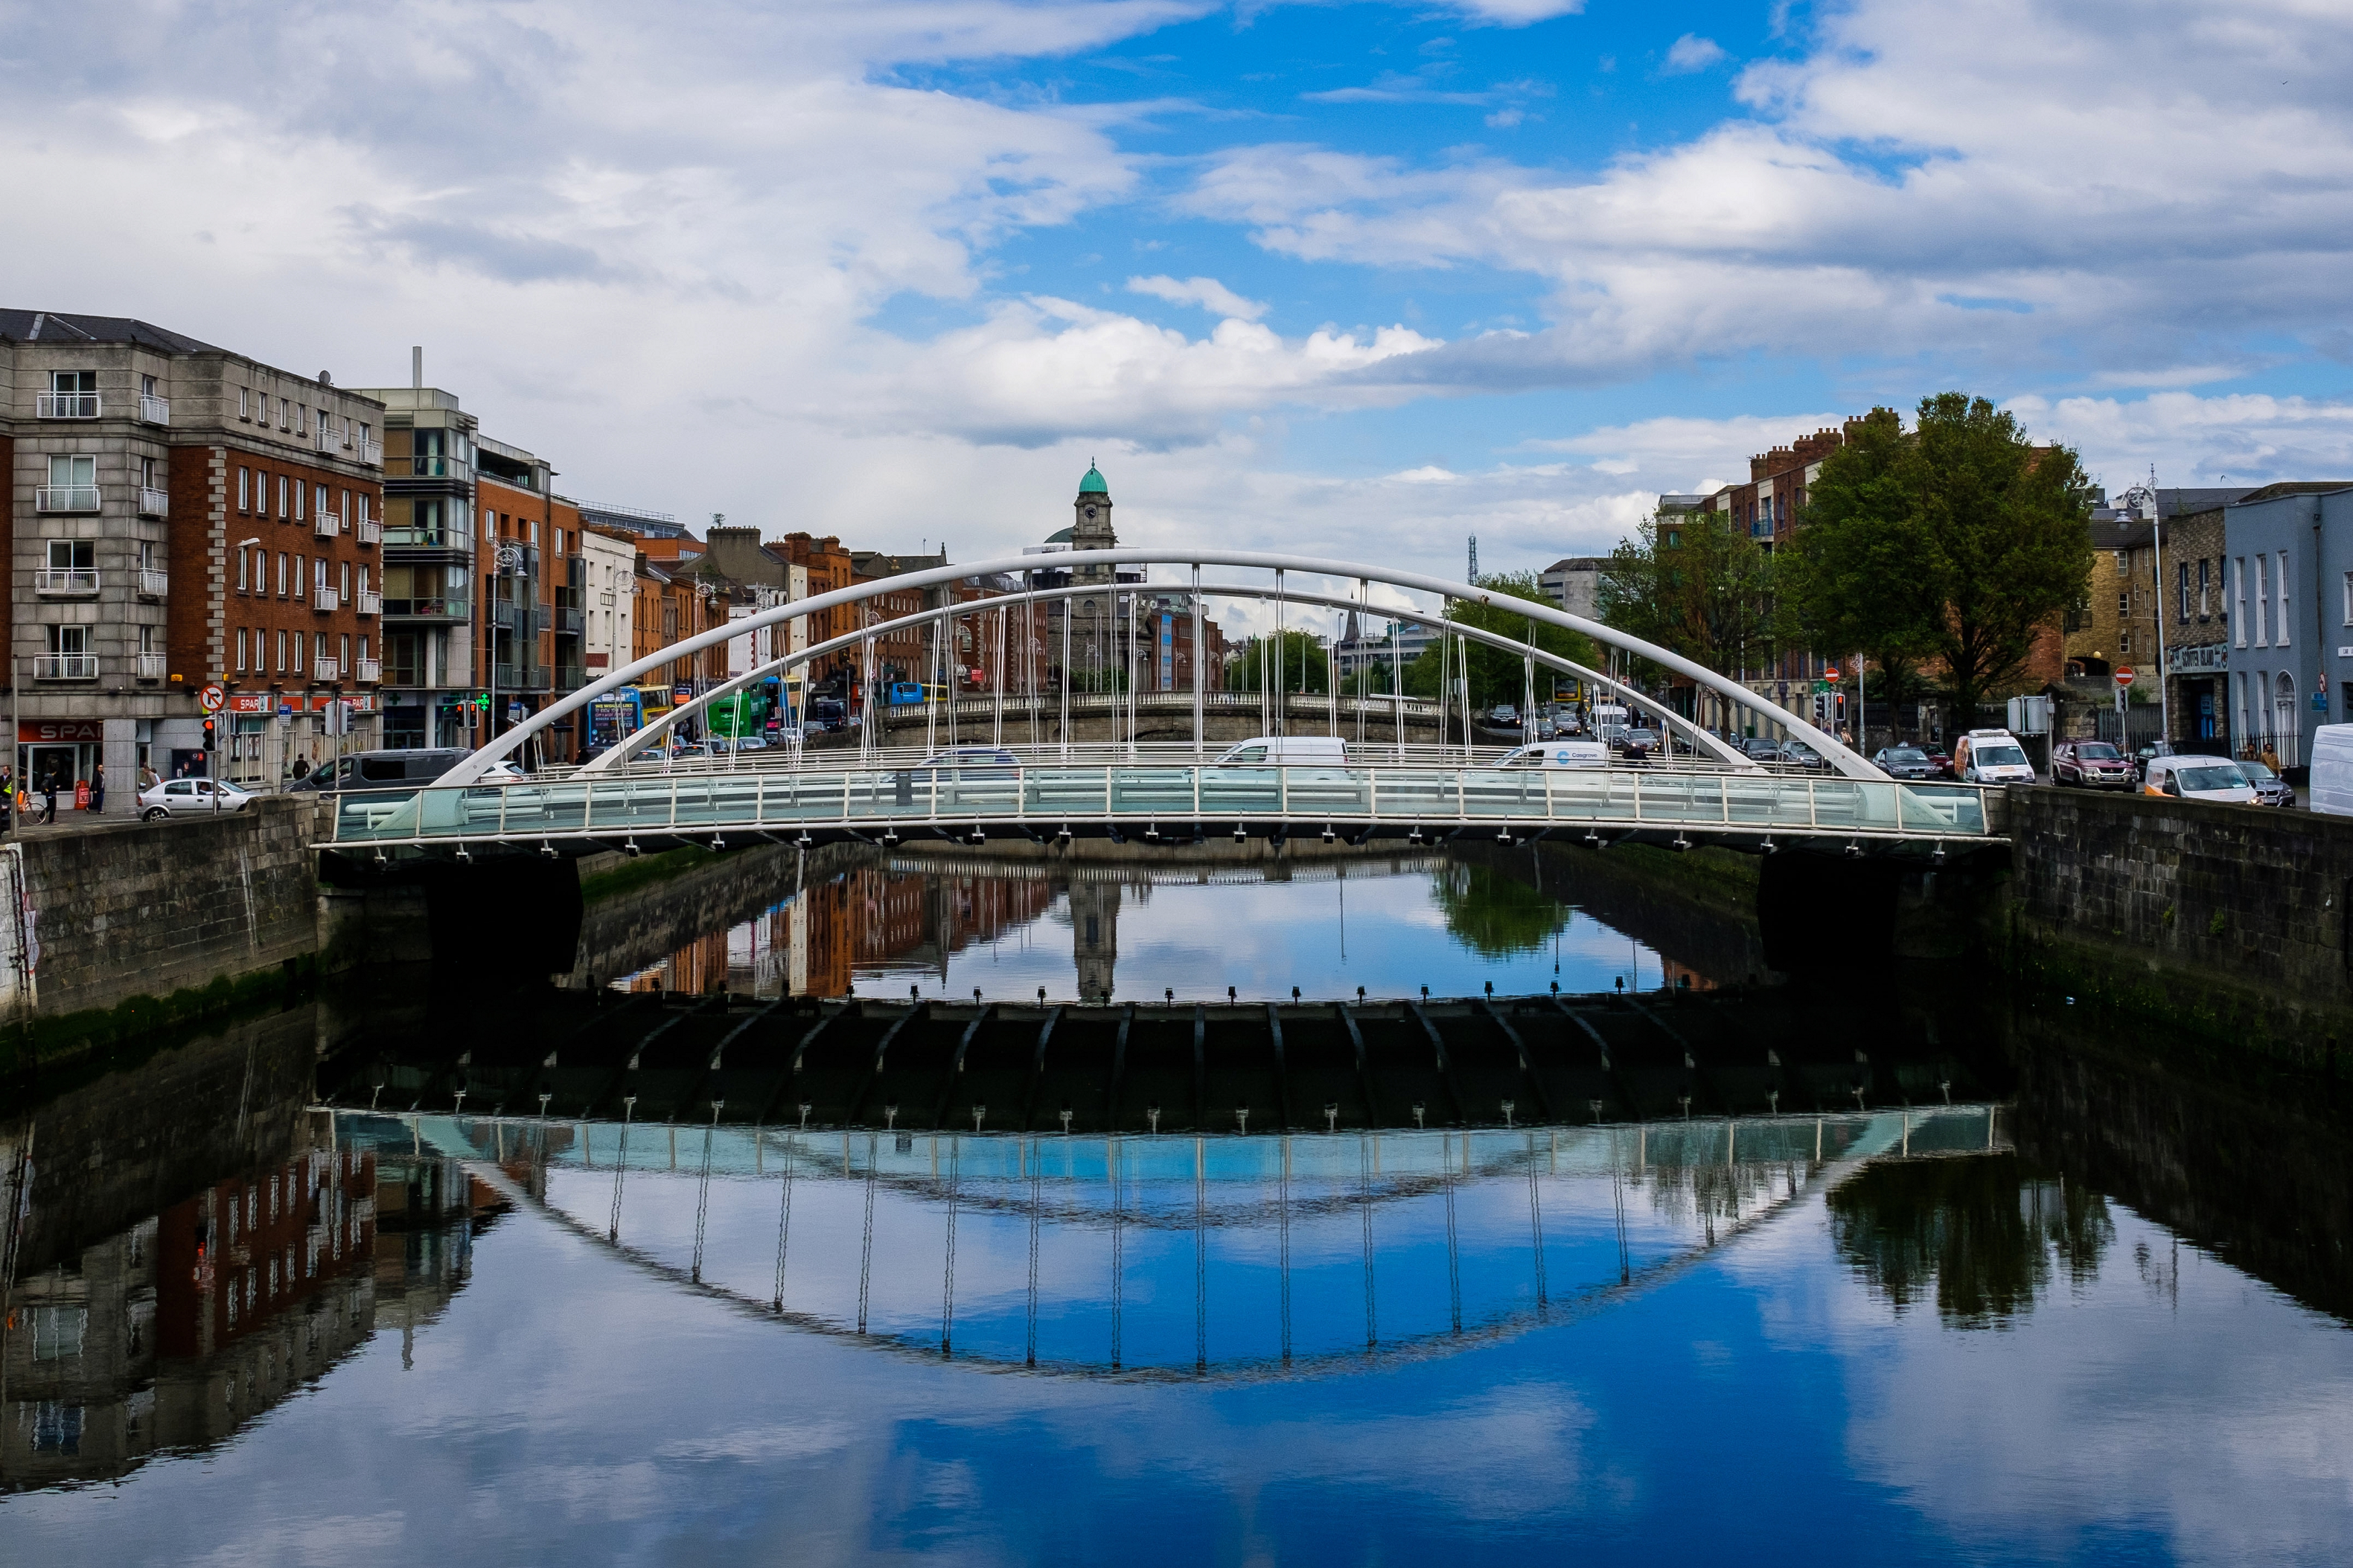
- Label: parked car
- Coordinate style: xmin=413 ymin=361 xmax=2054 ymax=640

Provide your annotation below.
xmin=1777 ymin=740 xmax=1826 ymax=772
xmin=2129 ymin=740 xmax=2177 ymax=783
xmin=2142 ymin=754 xmax=2256 ymax=804
xmin=2051 ymin=739 xmax=2135 ymax=789
xmin=1921 ymin=747 xmax=1955 ymax=778
xmin=140 ymin=777 xmax=256 ymax=819
xmin=1953 ymin=729 xmax=2036 ymax=785
xmin=1870 ymin=745 xmax=1938 ymax=780
xmin=1740 ymin=736 xmax=1784 ymax=764
xmin=2237 ymin=757 xmax=2295 ymax=807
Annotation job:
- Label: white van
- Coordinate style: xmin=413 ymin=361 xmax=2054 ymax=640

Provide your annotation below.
xmin=2141 ymin=753 xmax=2256 ymax=804
xmin=1213 ymin=736 xmax=1347 ymax=766
xmin=2309 ymin=724 xmax=2353 ymax=817
xmin=1496 ymin=741 xmax=1609 ymax=770
xmin=1952 ymin=729 xmax=2036 ymax=785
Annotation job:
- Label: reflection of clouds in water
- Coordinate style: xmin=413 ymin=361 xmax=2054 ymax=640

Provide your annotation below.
xmin=655 ymin=1421 xmax=854 ymax=1464
xmin=857 ymin=868 xmax=1666 ymax=1001
xmin=1775 ymin=1197 xmax=2353 ymax=1565
xmin=187 ymin=1512 xmax=407 ymax=1566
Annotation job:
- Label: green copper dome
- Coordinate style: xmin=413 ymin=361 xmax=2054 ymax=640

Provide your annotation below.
xmin=1078 ymin=463 xmax=1109 ymax=495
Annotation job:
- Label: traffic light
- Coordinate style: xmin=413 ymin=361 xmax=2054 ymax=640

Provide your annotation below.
xmin=201 ymin=718 xmax=216 ymax=752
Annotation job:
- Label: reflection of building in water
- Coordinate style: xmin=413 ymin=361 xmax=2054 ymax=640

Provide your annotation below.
xmin=619 ymin=866 xmax=1055 ymax=999
xmin=1070 ymin=880 xmax=1121 ymax=999
xmin=1 ymin=1130 xmax=491 ymax=1491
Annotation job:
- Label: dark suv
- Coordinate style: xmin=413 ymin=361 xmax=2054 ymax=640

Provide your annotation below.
xmin=2052 ymin=739 xmax=2134 ymax=788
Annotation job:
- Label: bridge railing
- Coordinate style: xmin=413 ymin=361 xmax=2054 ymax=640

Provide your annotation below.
xmin=323 ymin=761 xmax=1993 ymax=845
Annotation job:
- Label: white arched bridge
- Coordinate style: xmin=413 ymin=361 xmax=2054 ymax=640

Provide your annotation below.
xmin=317 ymin=549 xmax=2000 ymax=858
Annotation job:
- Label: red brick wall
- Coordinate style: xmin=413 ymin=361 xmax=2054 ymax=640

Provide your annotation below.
xmin=167 ymin=444 xmax=223 ymax=686
xmin=216 ymin=448 xmax=383 ymax=697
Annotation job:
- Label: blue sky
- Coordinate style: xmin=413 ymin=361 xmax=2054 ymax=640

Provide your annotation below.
xmin=6 ymin=0 xmax=2352 ymax=589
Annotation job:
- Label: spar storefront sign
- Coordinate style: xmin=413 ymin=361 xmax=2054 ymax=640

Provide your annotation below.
xmin=17 ymin=719 xmax=104 ymax=745
xmin=225 ymin=694 xmax=376 ymax=715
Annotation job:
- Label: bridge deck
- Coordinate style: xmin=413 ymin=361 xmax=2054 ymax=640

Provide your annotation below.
xmin=319 ymin=759 xmax=1995 ymax=851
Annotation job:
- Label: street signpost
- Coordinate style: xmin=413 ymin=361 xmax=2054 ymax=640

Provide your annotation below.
xmin=198 ymin=684 xmax=225 ymax=714
xmin=2114 ymin=665 xmax=2135 ymax=716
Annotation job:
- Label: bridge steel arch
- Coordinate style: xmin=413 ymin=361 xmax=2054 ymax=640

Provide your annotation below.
xmin=441 ymin=549 xmax=1882 ymax=786
xmin=577 ymin=577 xmax=1757 ymax=773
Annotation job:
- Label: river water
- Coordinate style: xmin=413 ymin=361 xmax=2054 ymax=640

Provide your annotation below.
xmin=3 ymin=852 xmax=2349 ymax=1565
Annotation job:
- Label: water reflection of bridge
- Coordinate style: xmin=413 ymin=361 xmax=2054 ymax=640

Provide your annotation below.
xmin=376 ymin=1108 xmax=2005 ymax=1381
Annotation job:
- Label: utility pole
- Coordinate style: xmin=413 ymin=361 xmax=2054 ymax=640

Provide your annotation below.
xmin=2147 ymin=469 xmax=2171 ymax=745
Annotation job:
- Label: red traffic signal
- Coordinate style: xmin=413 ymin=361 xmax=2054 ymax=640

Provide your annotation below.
xmin=200 ymin=718 xmax=217 ymax=751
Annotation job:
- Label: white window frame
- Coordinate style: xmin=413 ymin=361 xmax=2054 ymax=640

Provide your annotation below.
xmin=2254 ymin=554 xmax=2269 ymax=646
xmin=2277 ymin=551 xmax=2292 ymax=647
xmin=2233 ymin=557 xmax=2247 ymax=647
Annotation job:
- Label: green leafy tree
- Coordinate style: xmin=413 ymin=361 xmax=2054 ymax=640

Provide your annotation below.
xmin=1432 ymin=860 xmax=1569 ymax=956
xmin=1225 ymin=628 xmax=1330 ymax=694
xmin=1784 ymin=395 xmax=2093 ymax=732
xmin=1596 ymin=511 xmax=1773 ymax=686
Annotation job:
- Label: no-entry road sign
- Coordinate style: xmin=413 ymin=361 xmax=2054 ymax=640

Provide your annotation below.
xmin=1823 ymin=665 xmax=1841 ymax=684
xmin=198 ymin=684 xmax=225 ymax=713
xmin=2114 ymin=666 xmax=2137 ymax=688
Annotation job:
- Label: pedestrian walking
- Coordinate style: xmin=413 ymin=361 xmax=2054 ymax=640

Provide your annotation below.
xmin=90 ymin=761 xmax=106 ymax=813
xmin=40 ymin=770 xmax=59 ymax=825
xmin=138 ymin=761 xmax=159 ymax=792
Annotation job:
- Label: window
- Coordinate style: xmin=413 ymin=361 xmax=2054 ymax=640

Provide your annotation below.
xmin=2118 ymin=590 xmax=2129 ymax=616
xmin=2234 ymin=557 xmax=2248 ymax=647
xmin=2178 ymin=561 xmax=2190 ymax=622
xmin=340 ymin=633 xmax=351 ymax=673
xmin=2344 ymin=571 xmax=2353 ymax=628
xmin=2120 ymin=631 xmax=2131 ymax=655
xmin=2255 ymin=554 xmax=2269 ymax=645
xmin=237 ymin=549 xmax=249 ymax=593
xmin=274 ymin=630 xmax=287 ymax=673
xmin=293 ymin=481 xmax=305 ymax=521
xmin=315 ymin=483 xmax=329 ymax=522
xmin=356 ymin=421 xmax=371 ymax=447
xmin=238 ymin=467 xmax=249 ymax=511
xmin=294 ymin=631 xmax=306 ymax=671
xmin=48 ymin=625 xmax=90 ymax=656
xmin=277 ymin=552 xmax=289 ymax=597
xmin=237 ymin=628 xmax=249 ymax=672
xmin=294 ymin=554 xmax=307 ymax=603
xmin=2200 ymin=557 xmax=2210 ymax=618
xmin=358 ymin=563 xmax=370 ymax=598
xmin=239 ymin=386 xmax=251 ymax=419
xmin=340 ymin=561 xmax=352 ymax=601
xmin=2114 ymin=550 xmax=2126 ymax=572
xmin=360 ymin=633 xmax=372 ymax=665
xmin=2278 ymin=551 xmax=2292 ymax=646
xmin=315 ymin=558 xmax=328 ymax=601
xmin=278 ymin=475 xmax=289 ymax=518
xmin=356 ymin=493 xmax=370 ymax=528
xmin=47 ymin=539 xmax=95 ymax=571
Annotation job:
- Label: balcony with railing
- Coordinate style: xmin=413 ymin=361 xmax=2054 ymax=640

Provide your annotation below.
xmin=315 ymin=656 xmax=343 ymax=683
xmin=554 ymin=663 xmax=588 ymax=691
xmin=356 ymin=516 xmax=383 ymax=545
xmin=356 ymin=588 xmax=382 ymax=616
xmin=382 ymin=596 xmax=471 ymax=620
xmin=139 ymin=393 xmax=170 ymax=425
xmin=490 ymin=601 xmax=533 ymax=632
xmin=35 ymin=485 xmax=100 ymax=513
xmin=136 ymin=567 xmax=169 ymax=599
xmin=493 ymin=662 xmax=551 ymax=692
xmin=316 ymin=423 xmax=342 ymax=454
xmin=383 ymin=523 xmax=470 ymax=551
xmin=34 ymin=568 xmax=100 ymax=596
xmin=133 ymin=651 xmax=167 ymax=680
xmin=356 ymin=657 xmax=383 ymax=684
xmin=361 ymin=438 xmax=384 ymax=466
xmin=36 ymin=392 xmax=100 ymax=419
xmin=138 ymin=485 xmax=169 ymax=518
xmin=32 ymin=653 xmax=98 ymax=679
xmin=553 ymin=604 xmax=584 ymax=635
xmin=404 ymin=454 xmax=471 ymax=482
xmin=314 ymin=586 xmax=341 ymax=612
xmin=314 ymin=512 xmax=341 ymax=539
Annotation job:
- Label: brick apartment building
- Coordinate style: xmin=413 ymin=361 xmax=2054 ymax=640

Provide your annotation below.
xmin=1 ymin=311 xmax=388 ymax=800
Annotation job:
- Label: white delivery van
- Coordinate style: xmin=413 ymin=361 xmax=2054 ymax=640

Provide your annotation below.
xmin=1213 ymin=737 xmax=1347 ymax=766
xmin=2309 ymin=724 xmax=2353 ymax=817
xmin=1952 ymin=729 xmax=2036 ymax=785
xmin=1496 ymin=741 xmax=1610 ymax=770
xmin=2141 ymin=753 xmax=2256 ymax=804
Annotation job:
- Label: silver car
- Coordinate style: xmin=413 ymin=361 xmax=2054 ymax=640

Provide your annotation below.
xmin=139 ymin=777 xmax=256 ymax=820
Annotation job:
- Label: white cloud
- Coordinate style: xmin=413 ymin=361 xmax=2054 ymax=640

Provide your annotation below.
xmin=1125 ymin=274 xmax=1269 ymax=320
xmin=1183 ymin=0 xmax=2353 ymax=386
xmin=1661 ymin=34 xmax=1727 ymax=73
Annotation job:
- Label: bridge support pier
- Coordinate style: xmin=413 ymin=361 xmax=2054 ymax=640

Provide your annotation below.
xmin=423 ymin=857 xmax=586 ymax=978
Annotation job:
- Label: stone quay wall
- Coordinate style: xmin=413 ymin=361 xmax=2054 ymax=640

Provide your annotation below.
xmin=2003 ymin=785 xmax=2353 ymax=1060
xmin=18 ymin=794 xmax=327 ymax=1022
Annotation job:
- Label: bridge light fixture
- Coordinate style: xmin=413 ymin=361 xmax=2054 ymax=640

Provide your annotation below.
xmin=1233 ymin=821 xmax=1247 ymax=843
xmin=795 ymin=831 xmax=813 ymax=848
xmin=1759 ymin=836 xmax=1778 ymax=855
xmin=1321 ymin=823 xmax=1336 ymax=843
xmin=371 ymin=850 xmax=388 ymax=870
xmin=1055 ymin=823 xmax=1072 ymax=843
xmin=454 ymin=843 xmax=472 ymax=865
xmin=540 ymin=840 xmax=557 ymax=859
xmin=1670 ymin=833 xmax=1691 ymax=852
xmin=1583 ymin=829 xmax=1601 ymax=847
xmin=1496 ymin=824 xmax=1513 ymax=843
xmin=967 ymin=823 xmax=986 ymax=844
xmin=623 ymin=838 xmax=641 ymax=858
xmin=1843 ymin=839 xmax=1863 ymax=859
xmin=1931 ymin=840 xmax=1947 ymax=866
xmin=881 ymin=827 xmax=900 ymax=845
xmin=1406 ymin=824 xmax=1424 ymax=845
xmin=710 ymin=834 xmax=727 ymax=852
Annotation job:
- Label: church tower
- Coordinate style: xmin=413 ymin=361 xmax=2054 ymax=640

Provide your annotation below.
xmin=1071 ymin=461 xmax=1115 ymax=582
